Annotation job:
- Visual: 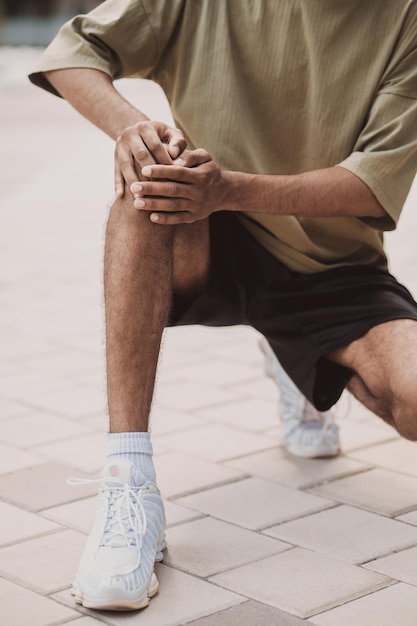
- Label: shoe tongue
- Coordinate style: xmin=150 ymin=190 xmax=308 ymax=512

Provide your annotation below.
xmin=102 ymin=459 xmax=135 ymax=486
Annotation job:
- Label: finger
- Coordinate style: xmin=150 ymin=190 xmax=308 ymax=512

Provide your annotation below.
xmin=177 ymin=149 xmax=211 ymax=168
xmin=129 ymin=135 xmax=158 ymax=170
xmin=131 ymin=181 xmax=193 ymax=200
xmin=114 ymin=163 xmax=125 ymax=198
xmin=119 ymin=154 xmax=141 ymax=192
xmin=141 ymin=126 xmax=173 ymax=165
xmin=165 ymin=128 xmax=187 ymax=159
xmin=141 ymin=164 xmax=196 ymax=183
xmin=150 ymin=211 xmax=193 ymax=225
xmin=134 ymin=196 xmax=186 ymax=213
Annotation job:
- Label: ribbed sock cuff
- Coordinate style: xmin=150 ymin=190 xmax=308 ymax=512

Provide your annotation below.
xmin=107 ymin=432 xmax=156 ymax=485
xmin=107 ymin=431 xmax=153 ymax=457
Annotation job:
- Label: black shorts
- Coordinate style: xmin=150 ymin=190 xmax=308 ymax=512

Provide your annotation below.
xmin=169 ymin=212 xmax=417 ymax=411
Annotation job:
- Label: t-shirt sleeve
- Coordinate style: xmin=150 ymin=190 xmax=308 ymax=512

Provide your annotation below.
xmin=337 ymin=5 xmax=417 ymax=231
xmin=28 ymin=0 xmax=185 ymax=97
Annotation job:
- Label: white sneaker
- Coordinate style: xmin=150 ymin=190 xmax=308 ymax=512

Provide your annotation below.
xmin=69 ymin=459 xmax=166 ymax=611
xmin=260 ymin=337 xmax=340 ymax=458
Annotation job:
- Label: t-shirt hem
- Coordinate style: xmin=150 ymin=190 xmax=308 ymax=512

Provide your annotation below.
xmin=336 ymin=159 xmax=398 ymax=231
xmin=29 ymin=58 xmax=114 ymax=97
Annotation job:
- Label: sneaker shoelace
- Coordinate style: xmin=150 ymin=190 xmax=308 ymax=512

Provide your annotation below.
xmin=68 ymin=476 xmax=150 ymax=548
xmin=102 ymin=484 xmax=147 ymax=548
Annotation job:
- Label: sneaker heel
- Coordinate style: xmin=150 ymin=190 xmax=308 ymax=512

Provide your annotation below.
xmin=156 ymin=534 xmax=167 ymax=561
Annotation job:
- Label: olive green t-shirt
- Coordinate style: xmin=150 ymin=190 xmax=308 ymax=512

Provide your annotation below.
xmin=30 ymin=0 xmax=417 ymax=273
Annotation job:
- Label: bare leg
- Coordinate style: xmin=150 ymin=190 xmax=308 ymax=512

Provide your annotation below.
xmin=329 ymin=319 xmax=417 ymax=439
xmin=104 ymin=195 xmax=209 ymax=433
xmin=71 ymin=194 xmax=212 ymax=612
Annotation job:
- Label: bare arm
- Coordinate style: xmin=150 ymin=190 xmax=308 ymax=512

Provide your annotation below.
xmin=129 ymin=151 xmax=386 ymax=224
xmin=44 ymin=68 xmax=186 ymax=196
xmin=221 ymin=166 xmax=385 ymax=218
xmin=44 ymin=68 xmax=146 ymax=138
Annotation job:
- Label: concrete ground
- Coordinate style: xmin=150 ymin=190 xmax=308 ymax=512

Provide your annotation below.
xmin=2 ymin=47 xmax=417 ymax=626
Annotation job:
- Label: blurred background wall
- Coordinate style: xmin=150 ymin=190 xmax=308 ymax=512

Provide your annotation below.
xmin=0 ymin=0 xmax=103 ymax=45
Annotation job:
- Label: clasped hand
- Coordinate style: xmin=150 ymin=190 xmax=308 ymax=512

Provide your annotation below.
xmin=114 ymin=119 xmax=186 ymax=198
xmin=131 ymin=149 xmax=229 ymax=224
xmin=114 ymin=120 xmax=229 ymax=224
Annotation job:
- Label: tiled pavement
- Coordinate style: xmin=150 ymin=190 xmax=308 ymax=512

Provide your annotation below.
xmin=2 ymin=47 xmax=417 ymax=625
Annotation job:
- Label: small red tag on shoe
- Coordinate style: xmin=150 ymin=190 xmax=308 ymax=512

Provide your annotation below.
xmin=109 ymin=465 xmax=119 ymax=477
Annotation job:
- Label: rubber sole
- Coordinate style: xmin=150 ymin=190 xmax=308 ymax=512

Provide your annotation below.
xmin=72 ymin=572 xmax=159 ymax=611
xmin=72 ymin=537 xmax=167 ymax=611
xmin=285 ymin=440 xmax=340 ymax=459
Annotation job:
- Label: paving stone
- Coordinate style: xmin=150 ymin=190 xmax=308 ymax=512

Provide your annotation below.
xmin=29 ymin=350 xmax=102 ymax=377
xmin=163 ymin=500 xmax=204 ymax=528
xmin=32 ymin=432 xmax=106 ymax=472
xmin=363 ymin=546 xmax=417 ymax=585
xmin=185 ymin=599 xmax=305 ymax=625
xmin=26 ymin=385 xmax=106 ymax=419
xmin=41 ymin=496 xmax=97 ymax=534
xmin=339 ymin=420 xmax=399 ymax=451
xmin=229 ymin=377 xmax=278 ymax=403
xmin=65 ymin=618 xmax=109 ymax=626
xmin=226 ymin=447 xmax=368 ymax=489
xmin=53 ymin=563 xmax=244 ymax=626
xmin=163 ymin=517 xmax=289 ymax=576
xmin=149 ymin=405 xmax=205 ymax=437
xmin=0 ymin=529 xmax=86 ymax=593
xmin=0 ymin=370 xmax=73 ymax=402
xmin=0 ymin=577 xmax=78 ymax=626
xmin=172 ymin=359 xmax=259 ymax=387
xmin=156 ymin=424 xmax=275 ymax=462
xmin=206 ymin=329 xmax=265 ymax=365
xmin=82 ymin=414 xmax=107 ymax=432
xmin=195 ymin=397 xmax=278 ymax=432
xmin=0 ymin=398 xmax=34 ymax=419
xmin=259 ymin=425 xmax=283 ymax=443
xmin=0 ymin=441 xmax=44 ymax=474
xmin=349 ymin=439 xmax=417 ymax=477
xmin=264 ymin=505 xmax=417 ymax=564
xmin=161 ymin=325 xmax=223 ymax=350
xmin=163 ymin=324 xmax=253 ymax=350
xmin=157 ymin=349 xmax=201 ymax=372
xmin=154 ymin=451 xmax=244 ymax=498
xmin=310 ymin=583 xmax=417 ymax=625
xmin=155 ymin=370 xmax=239 ymax=404
xmin=397 ymin=510 xmax=417 ymax=526
xmin=210 ymin=548 xmax=389 ymax=619
xmin=0 ymin=499 xmax=61 ymax=547
xmin=310 ymin=468 xmax=417 ymax=516
xmin=0 ymin=411 xmax=93 ymax=448
xmin=0 ymin=461 xmax=98 ymax=511
xmin=177 ymin=477 xmax=333 ymax=530
xmin=152 ymin=441 xmax=169 ymax=456
xmin=154 ymin=380 xmax=241 ymax=411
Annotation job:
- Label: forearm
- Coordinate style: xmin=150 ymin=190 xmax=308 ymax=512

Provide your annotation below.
xmin=45 ymin=68 xmax=187 ymax=196
xmin=223 ymin=165 xmax=385 ymax=219
xmin=44 ymin=68 xmax=148 ymax=139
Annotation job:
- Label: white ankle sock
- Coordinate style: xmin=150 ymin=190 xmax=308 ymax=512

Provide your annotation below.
xmin=107 ymin=432 xmax=156 ymax=486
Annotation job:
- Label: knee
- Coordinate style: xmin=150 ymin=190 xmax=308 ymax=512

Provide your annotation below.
xmin=108 ymin=193 xmax=177 ymax=245
xmin=391 ymin=385 xmax=417 ymax=441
